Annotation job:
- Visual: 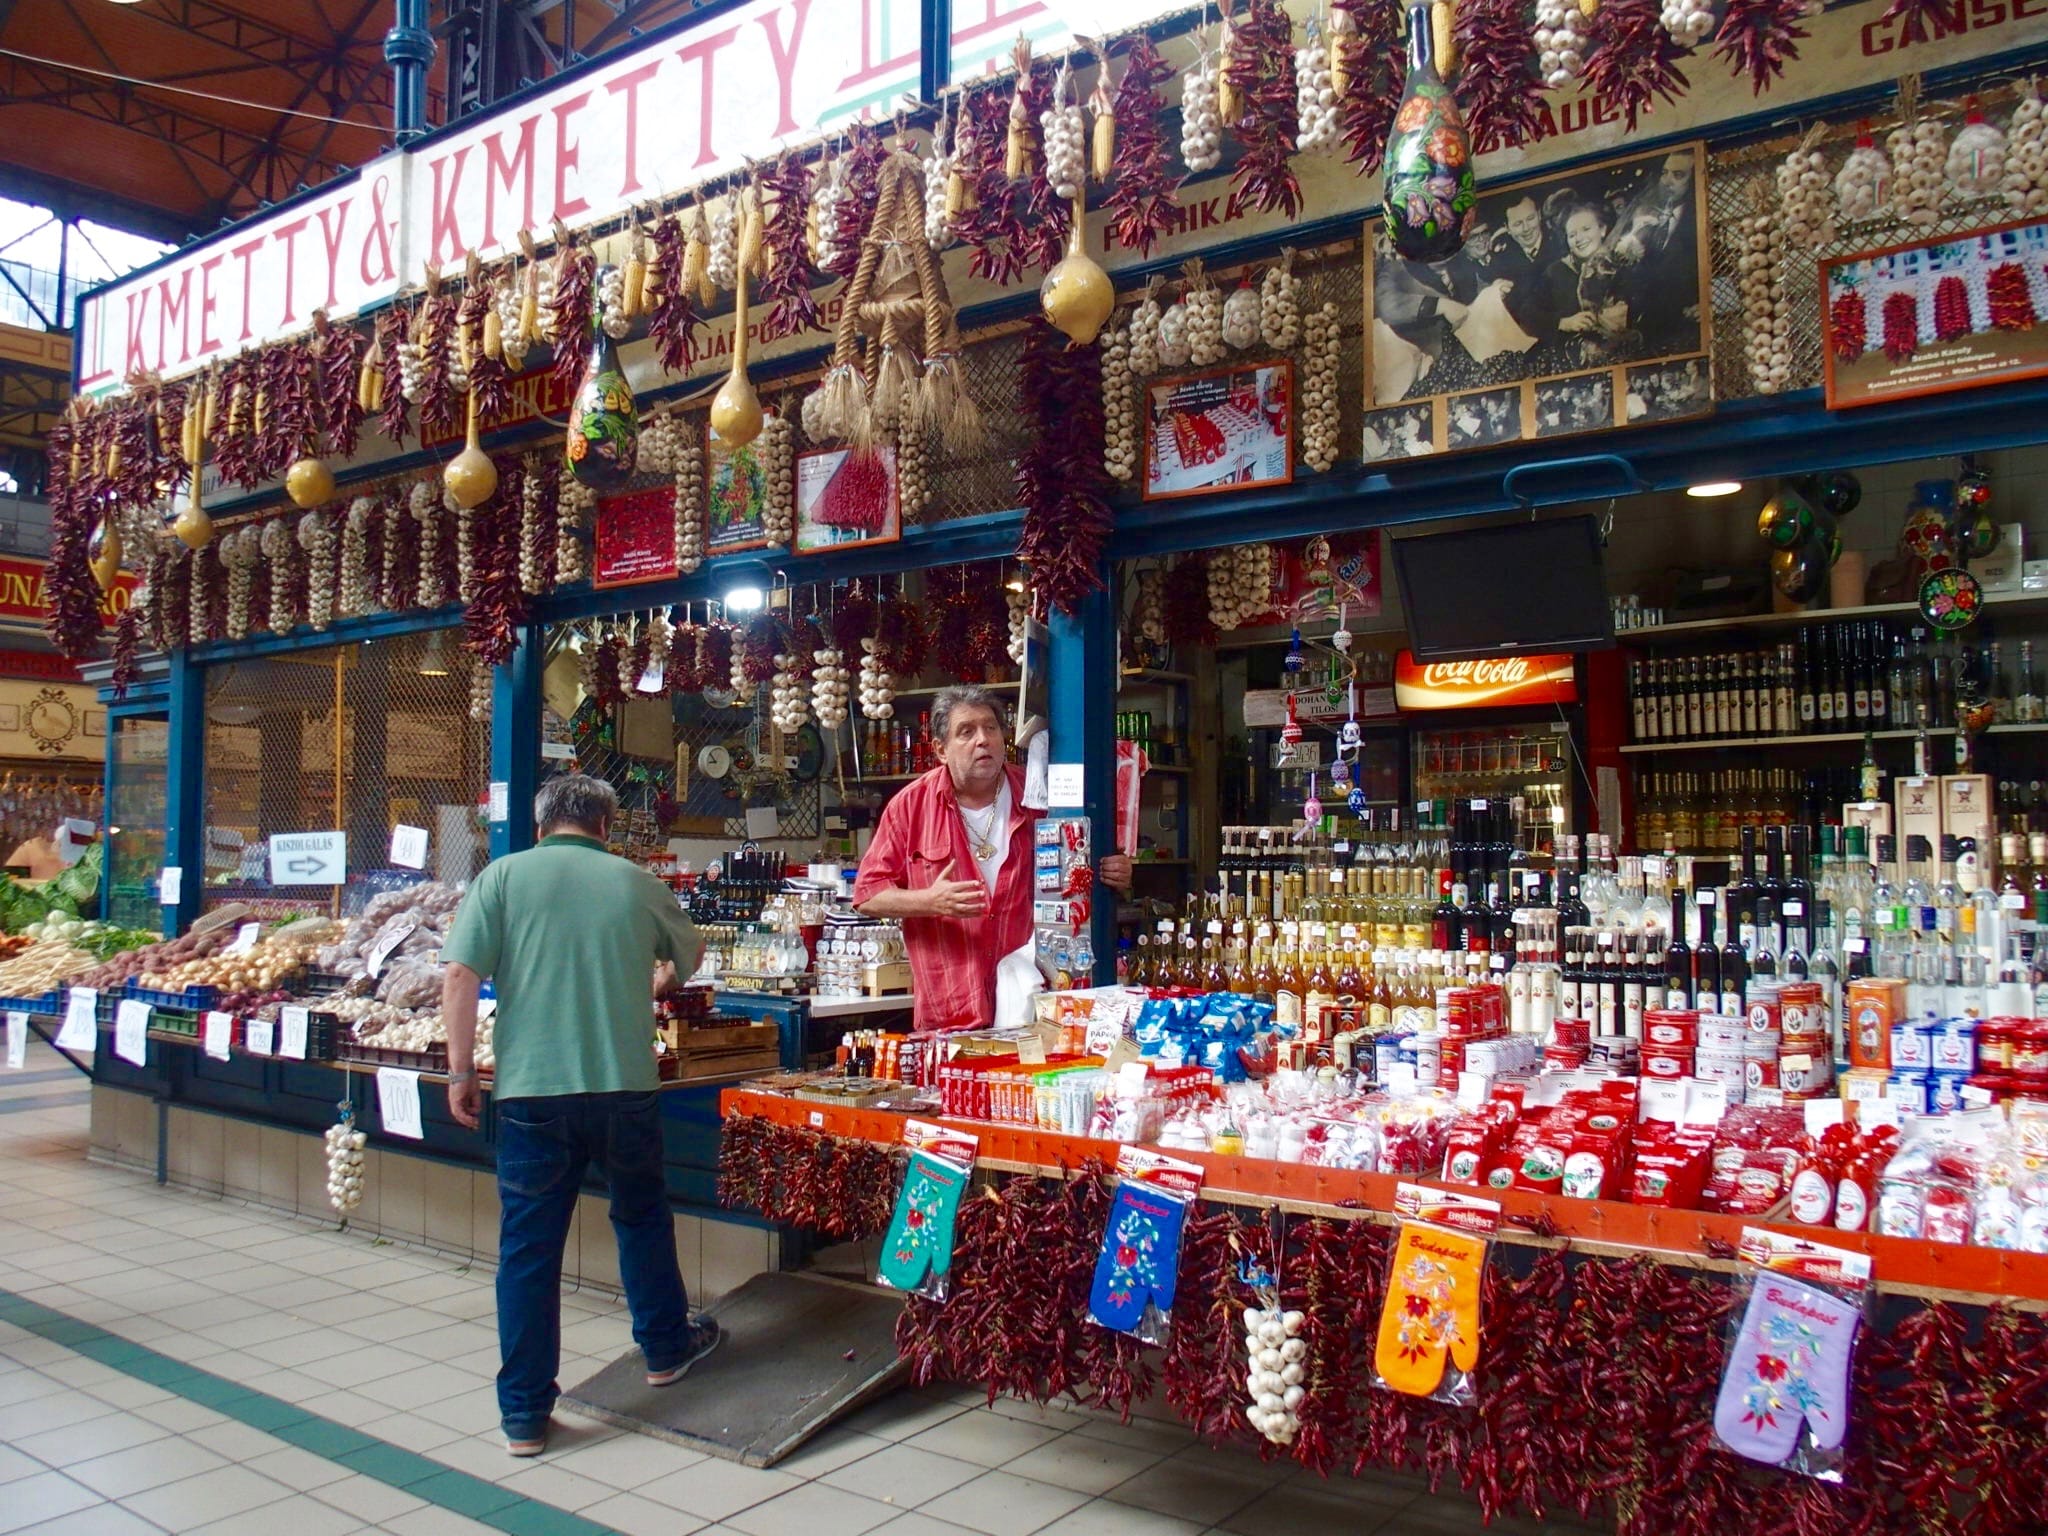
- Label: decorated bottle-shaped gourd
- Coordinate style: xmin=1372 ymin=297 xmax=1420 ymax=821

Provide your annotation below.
xmin=566 ymin=300 xmax=639 ymax=492
xmin=1381 ymin=3 xmax=1476 ymax=264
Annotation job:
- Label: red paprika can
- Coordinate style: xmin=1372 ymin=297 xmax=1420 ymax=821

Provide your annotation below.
xmin=2010 ymin=1022 xmax=2048 ymax=1075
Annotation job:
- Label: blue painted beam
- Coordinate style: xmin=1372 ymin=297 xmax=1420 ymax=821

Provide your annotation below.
xmin=161 ymin=648 xmax=206 ymax=936
xmin=1048 ymin=569 xmax=1120 ymax=982
xmin=489 ymin=620 xmax=543 ymax=859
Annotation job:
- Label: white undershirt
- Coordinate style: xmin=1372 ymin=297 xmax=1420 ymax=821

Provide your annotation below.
xmin=960 ymin=779 xmax=1011 ymax=893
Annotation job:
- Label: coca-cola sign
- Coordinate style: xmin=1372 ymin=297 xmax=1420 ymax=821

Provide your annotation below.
xmin=1393 ymin=650 xmax=1576 ymax=711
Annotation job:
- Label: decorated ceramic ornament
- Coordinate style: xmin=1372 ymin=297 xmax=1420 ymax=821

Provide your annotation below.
xmin=1382 ymin=3 xmax=1477 ymax=263
xmin=1757 ymin=485 xmax=1819 ymax=550
xmin=1301 ymin=775 xmax=1323 ymax=827
xmin=1918 ymin=566 xmax=1983 ymax=632
xmin=1278 ymin=694 xmax=1303 ymax=762
xmin=1331 ymin=599 xmax=1354 ymax=652
xmin=1900 ymin=479 xmax=1957 ymax=576
xmin=1955 ymin=462 xmax=1998 ymax=559
xmin=1817 ymin=471 xmax=1862 ymax=519
xmin=1283 ymin=627 xmax=1305 ymax=675
xmin=1772 ymin=538 xmax=1830 ymax=605
xmin=566 ymin=311 xmax=640 ymax=491
xmin=1349 ymin=785 xmax=1368 ymax=815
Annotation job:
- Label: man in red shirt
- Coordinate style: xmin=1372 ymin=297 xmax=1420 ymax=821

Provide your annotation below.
xmin=854 ymin=685 xmax=1131 ymax=1030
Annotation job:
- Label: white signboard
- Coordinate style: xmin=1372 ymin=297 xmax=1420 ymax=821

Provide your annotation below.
xmin=6 ymin=1011 xmax=25 ymax=1070
xmin=55 ymin=988 xmax=97 ymax=1054
xmin=389 ymin=824 xmax=430 ymax=870
xmin=114 ymin=1000 xmax=151 ymax=1067
xmin=202 ymin=1010 xmax=233 ymax=1062
xmin=377 ymin=1067 xmax=425 ymax=1140
xmin=268 ymin=831 xmax=347 ymax=886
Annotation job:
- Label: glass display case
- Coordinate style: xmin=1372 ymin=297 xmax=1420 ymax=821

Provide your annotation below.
xmin=1412 ymin=722 xmax=1574 ymax=857
xmin=105 ymin=714 xmax=167 ymax=930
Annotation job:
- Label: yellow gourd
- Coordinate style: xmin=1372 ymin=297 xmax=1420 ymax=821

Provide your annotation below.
xmin=444 ymin=391 xmax=497 ymax=508
xmin=710 ymin=260 xmax=763 ymax=447
xmin=1040 ymin=195 xmax=1114 ymax=344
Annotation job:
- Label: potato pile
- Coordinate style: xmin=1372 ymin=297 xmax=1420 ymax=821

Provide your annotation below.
xmin=151 ymin=918 xmax=338 ymax=996
xmin=74 ymin=926 xmax=232 ymax=992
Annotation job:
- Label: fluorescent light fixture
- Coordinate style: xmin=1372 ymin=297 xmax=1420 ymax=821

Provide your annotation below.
xmin=417 ymin=632 xmax=452 ymax=676
xmin=1686 ymin=480 xmax=1743 ymax=498
xmin=724 ymin=584 xmax=765 ymax=614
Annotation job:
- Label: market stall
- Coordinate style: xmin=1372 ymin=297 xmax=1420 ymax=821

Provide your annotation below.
xmin=25 ymin=0 xmax=2048 ymax=1501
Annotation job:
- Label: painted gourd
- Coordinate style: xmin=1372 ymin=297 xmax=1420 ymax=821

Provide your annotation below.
xmin=566 ymin=319 xmax=640 ymax=491
xmin=1381 ymin=3 xmax=1477 ymax=264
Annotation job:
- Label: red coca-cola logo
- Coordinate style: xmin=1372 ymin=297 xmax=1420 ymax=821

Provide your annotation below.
xmin=1419 ymin=657 xmax=1538 ymax=688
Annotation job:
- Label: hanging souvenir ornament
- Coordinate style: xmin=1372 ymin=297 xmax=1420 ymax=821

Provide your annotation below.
xmin=1279 ymin=692 xmax=1304 ymax=762
xmin=1382 ymin=3 xmax=1477 ymax=262
xmin=1946 ymin=98 xmax=2007 ymax=198
xmin=1954 ymin=460 xmax=1998 ymax=559
xmin=1041 ymin=193 xmax=1115 ymax=344
xmin=1834 ymin=122 xmax=1893 ymax=221
xmin=445 ymin=386 xmax=497 ymax=509
xmin=1300 ymin=774 xmax=1324 ymax=831
xmin=286 ymin=455 xmax=335 ymax=509
xmin=566 ymin=290 xmax=640 ymax=490
xmin=1918 ymin=565 xmax=1983 ymax=632
xmin=1283 ymin=626 xmax=1306 ymax=675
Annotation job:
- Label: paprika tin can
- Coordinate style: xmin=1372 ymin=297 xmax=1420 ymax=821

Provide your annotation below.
xmin=1977 ymin=1018 xmax=2018 ymax=1071
xmin=2011 ymin=1021 xmax=2048 ymax=1075
xmin=1777 ymin=982 xmax=1827 ymax=1040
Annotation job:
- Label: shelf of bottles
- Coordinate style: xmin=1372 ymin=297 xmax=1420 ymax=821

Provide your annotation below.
xmin=1622 ymin=618 xmax=2048 ymax=749
xmin=1412 ymin=725 xmax=1572 ymax=858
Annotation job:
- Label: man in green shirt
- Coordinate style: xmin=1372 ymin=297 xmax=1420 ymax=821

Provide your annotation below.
xmin=442 ymin=774 xmax=716 ymax=1456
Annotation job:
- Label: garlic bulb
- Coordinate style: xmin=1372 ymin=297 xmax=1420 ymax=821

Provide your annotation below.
xmin=1776 ymin=134 xmax=1837 ymax=253
xmin=1740 ymin=210 xmax=1791 ymax=395
xmin=413 ymin=479 xmax=447 ymax=608
xmin=299 ymin=509 xmax=339 ymax=630
xmin=598 ymin=263 xmax=631 ymax=339
xmin=813 ymin=153 xmax=848 ymax=270
xmin=557 ymin=476 xmax=594 ymax=585
xmin=674 ymin=418 xmax=706 ymax=575
xmin=924 ymin=117 xmax=955 ymax=249
xmin=1129 ymin=279 xmax=1165 ymax=376
xmin=1836 ymin=132 xmax=1893 ymax=222
xmin=1158 ymin=297 xmax=1193 ymax=369
xmin=397 ymin=335 xmax=426 ymax=401
xmin=324 ymin=1116 xmax=367 ymax=1217
xmin=639 ymin=410 xmax=675 ymax=475
xmin=1184 ymin=262 xmax=1223 ymax=366
xmin=260 ymin=517 xmax=299 ymax=635
xmin=761 ymin=411 xmax=795 ymax=549
xmin=1534 ymin=0 xmax=1587 ymax=91
xmin=1660 ymin=0 xmax=1715 ymax=43
xmin=1243 ymin=1304 xmax=1304 ymax=1446
xmin=708 ymin=198 xmax=740 ymax=292
xmin=1946 ymin=106 xmax=2008 ymax=198
xmin=1006 ymin=585 xmax=1029 ymax=664
xmin=769 ymin=652 xmax=810 ymax=733
xmin=518 ymin=457 xmax=552 ymax=596
xmin=1223 ymin=280 xmax=1261 ymax=350
xmin=1302 ymin=302 xmax=1342 ymax=473
xmin=469 ymin=668 xmax=492 ymax=724
xmin=812 ymin=647 xmax=850 ymax=730
xmin=339 ymin=497 xmax=375 ymax=617
xmin=1888 ymin=114 xmax=1946 ymax=228
xmin=1209 ymin=542 xmax=1273 ymax=630
xmin=1101 ymin=326 xmax=1139 ymax=483
xmin=1260 ymin=252 xmax=1303 ymax=350
xmin=2004 ymin=80 xmax=2048 ymax=215
xmin=1181 ymin=53 xmax=1223 ymax=173
xmin=895 ymin=396 xmax=930 ymax=517
xmin=858 ymin=638 xmax=896 ymax=720
xmin=1042 ymin=63 xmax=1087 ymax=201
xmin=494 ymin=262 xmax=530 ymax=370
xmin=1294 ymin=33 xmax=1340 ymax=156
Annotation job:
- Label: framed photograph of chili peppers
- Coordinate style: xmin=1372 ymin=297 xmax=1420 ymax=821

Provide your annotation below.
xmin=1364 ymin=141 xmax=1712 ymax=462
xmin=1140 ymin=361 xmax=1295 ymax=502
xmin=705 ymin=439 xmax=772 ymax=557
xmin=592 ymin=486 xmax=679 ymax=588
xmin=794 ymin=446 xmax=902 ymax=555
xmin=1822 ymin=216 xmax=2048 ymax=410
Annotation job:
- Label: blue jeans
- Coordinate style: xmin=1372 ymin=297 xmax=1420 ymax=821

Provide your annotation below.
xmin=495 ymin=1091 xmax=692 ymax=1437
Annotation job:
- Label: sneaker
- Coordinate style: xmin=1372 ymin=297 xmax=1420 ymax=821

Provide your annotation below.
xmin=646 ymin=1317 xmax=722 ymax=1387
xmin=505 ymin=1427 xmax=548 ymax=1457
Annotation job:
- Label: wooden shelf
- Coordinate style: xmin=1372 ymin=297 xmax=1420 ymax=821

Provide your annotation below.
xmin=1620 ymin=722 xmax=2048 ymax=754
xmin=1619 ymin=587 xmax=2048 ymax=640
xmin=1119 ymin=669 xmax=1193 ymax=686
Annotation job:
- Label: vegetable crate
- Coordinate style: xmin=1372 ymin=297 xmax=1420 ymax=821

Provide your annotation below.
xmin=335 ymin=1039 xmax=450 ymax=1074
xmin=126 ymin=983 xmax=220 ymax=1012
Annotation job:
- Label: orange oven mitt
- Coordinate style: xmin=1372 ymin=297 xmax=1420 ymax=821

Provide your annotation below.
xmin=1373 ymin=1220 xmax=1487 ymax=1398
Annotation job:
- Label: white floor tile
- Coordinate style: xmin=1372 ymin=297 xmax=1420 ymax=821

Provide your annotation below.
xmin=12 ymin=1413 xmax=173 ymax=1470
xmin=578 ymin=1491 xmax=713 ymax=1536
xmin=182 ymin=1493 xmax=367 ymax=1536
xmin=724 ymin=1483 xmax=902 ymax=1536
xmin=121 ymin=1466 xmax=296 ymax=1530
xmin=636 ymin=1458 xmax=804 ymax=1522
xmin=820 ymin=1443 xmax=983 ymax=1506
xmin=9 ymin=1505 xmax=164 ymax=1536
xmin=0 ymin=1472 xmax=102 ymax=1535
xmin=916 ymin=1470 xmax=1093 ymax=1536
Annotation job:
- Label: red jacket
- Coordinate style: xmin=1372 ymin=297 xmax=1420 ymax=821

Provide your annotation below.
xmin=852 ymin=763 xmax=1038 ymax=1031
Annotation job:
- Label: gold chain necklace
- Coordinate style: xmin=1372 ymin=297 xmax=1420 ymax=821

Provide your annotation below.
xmin=959 ymin=800 xmax=1001 ymax=862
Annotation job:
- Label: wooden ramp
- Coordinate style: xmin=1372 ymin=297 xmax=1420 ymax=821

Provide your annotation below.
xmin=558 ymin=1271 xmax=907 ymax=1467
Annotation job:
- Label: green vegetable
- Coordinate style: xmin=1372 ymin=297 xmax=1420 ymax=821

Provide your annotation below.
xmin=49 ymin=844 xmax=103 ymax=912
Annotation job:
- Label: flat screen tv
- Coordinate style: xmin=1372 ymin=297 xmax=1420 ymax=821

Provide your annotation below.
xmin=1391 ymin=514 xmax=1615 ymax=662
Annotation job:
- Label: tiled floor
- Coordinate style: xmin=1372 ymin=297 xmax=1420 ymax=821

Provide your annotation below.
xmin=0 ymin=1040 xmax=1605 ymax=1535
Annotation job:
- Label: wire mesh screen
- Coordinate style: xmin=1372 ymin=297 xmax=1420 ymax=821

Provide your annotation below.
xmin=537 ymin=619 xmax=824 ymax=852
xmin=199 ymin=627 xmax=491 ymax=913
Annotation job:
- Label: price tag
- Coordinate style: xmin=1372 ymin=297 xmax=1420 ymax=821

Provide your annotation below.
xmin=1696 ymin=890 xmax=1715 ymax=907
xmin=366 ymin=912 xmax=421 ymax=978
xmin=1841 ymin=1074 xmax=1883 ymax=1103
xmin=1386 ymin=1062 xmax=1419 ymax=1096
xmin=376 ymin=1067 xmax=424 ymax=1139
xmin=2002 ymin=891 xmax=2027 ymax=910
xmin=488 ymin=781 xmax=510 ymax=822
xmin=1047 ymin=763 xmax=1085 ymax=807
xmin=1017 ymin=1035 xmax=1047 ymax=1066
xmin=808 ymin=1110 xmax=825 ymax=1128
xmin=1104 ymin=1037 xmax=1143 ymax=1072
xmin=158 ymin=867 xmax=182 ymax=906
xmin=1471 ymin=797 xmax=1487 ymax=811
xmin=225 ymin=922 xmax=261 ymax=956
xmin=1783 ymin=900 xmax=1804 ymax=919
xmin=55 ymin=988 xmax=97 ymax=1054
xmin=389 ymin=824 xmax=430 ymax=870
xmin=114 ymin=1000 xmax=150 ymax=1066
xmin=1683 ymin=1080 xmax=1730 ymax=1124
xmin=244 ymin=1015 xmax=276 ymax=1056
xmin=279 ymin=1006 xmax=310 ymax=1061
xmin=1860 ymin=1097 xmax=1902 ymax=1130
xmin=6 ymin=1011 xmax=24 ymax=1070
xmin=1803 ymin=1098 xmax=1845 ymax=1135
xmin=636 ymin=663 xmax=665 ymax=694
xmin=202 ymin=1011 xmax=233 ymax=1062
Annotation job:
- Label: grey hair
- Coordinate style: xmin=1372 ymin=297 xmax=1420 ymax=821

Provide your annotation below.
xmin=534 ymin=773 xmax=619 ymax=833
xmin=930 ymin=684 xmax=1005 ymax=743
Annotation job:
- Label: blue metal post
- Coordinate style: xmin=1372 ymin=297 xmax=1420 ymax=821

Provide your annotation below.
xmin=489 ymin=620 xmax=542 ymax=859
xmin=162 ymin=649 xmax=206 ymax=936
xmin=1047 ymin=571 xmax=1119 ymax=982
xmin=384 ymin=0 xmax=436 ymax=144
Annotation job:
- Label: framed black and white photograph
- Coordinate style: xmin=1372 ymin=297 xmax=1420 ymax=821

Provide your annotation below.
xmin=1445 ymin=387 xmax=1521 ymax=451
xmin=1362 ymin=402 xmax=1435 ymax=464
xmin=1364 ymin=141 xmax=1712 ymax=461
xmin=1625 ymin=357 xmax=1714 ymax=423
xmin=1534 ymin=373 xmax=1614 ymax=437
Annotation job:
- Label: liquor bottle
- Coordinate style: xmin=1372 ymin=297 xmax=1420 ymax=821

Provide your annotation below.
xmin=1305 ymin=942 xmax=1338 ymax=1029
xmin=1719 ymin=896 xmax=1748 ymax=1015
xmin=1751 ymin=899 xmax=1780 ymax=981
xmin=1815 ymin=628 xmax=1837 ymax=727
xmin=1786 ymin=824 xmax=1815 ymax=952
xmin=1559 ymin=924 xmax=1583 ymax=1020
xmin=1682 ymin=659 xmax=1703 ymax=739
xmin=1462 ymin=871 xmax=1493 ymax=957
xmin=1730 ymin=825 xmax=1761 ymax=949
xmin=1829 ymin=629 xmax=1850 ymax=726
xmin=1695 ymin=893 xmax=1722 ymax=1013
xmin=1865 ymin=624 xmax=1889 ymax=727
xmin=1933 ymin=835 xmax=1962 ymax=961
xmin=1664 ymin=893 xmax=1692 ymax=1007
xmin=2018 ymin=640 xmax=2043 ymax=725
xmin=1760 ymin=824 xmax=1788 ymax=916
xmin=1621 ymin=935 xmax=1646 ymax=1039
xmin=1903 ymin=835 xmax=1936 ymax=947
xmin=1274 ymin=940 xmax=1304 ymax=1028
xmin=1992 ymin=641 xmax=2016 ymax=725
xmin=1593 ymin=931 xmax=1620 ymax=1036
xmin=1783 ymin=900 xmax=1810 ymax=980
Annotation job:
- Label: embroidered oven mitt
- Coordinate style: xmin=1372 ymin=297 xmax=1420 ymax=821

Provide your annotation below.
xmin=1713 ymin=1273 xmax=1861 ymax=1466
xmin=1088 ymin=1180 xmax=1191 ymax=1334
xmin=1373 ymin=1220 xmax=1487 ymax=1398
xmin=876 ymin=1150 xmax=969 ymax=1294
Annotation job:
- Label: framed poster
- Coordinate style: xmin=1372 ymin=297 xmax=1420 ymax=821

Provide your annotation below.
xmin=795 ymin=446 xmax=901 ymax=553
xmin=707 ymin=440 xmax=771 ymax=556
xmin=1363 ymin=142 xmax=1712 ymax=462
xmin=1141 ymin=361 xmax=1294 ymax=500
xmin=1822 ymin=217 xmax=2048 ymax=409
xmin=593 ymin=486 xmax=678 ymax=588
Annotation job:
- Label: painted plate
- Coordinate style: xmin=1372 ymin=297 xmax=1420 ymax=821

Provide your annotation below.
xmin=1917 ymin=567 xmax=1983 ymax=632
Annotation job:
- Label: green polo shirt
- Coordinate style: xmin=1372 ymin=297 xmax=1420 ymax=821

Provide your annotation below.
xmin=441 ymin=834 xmax=703 ymax=1100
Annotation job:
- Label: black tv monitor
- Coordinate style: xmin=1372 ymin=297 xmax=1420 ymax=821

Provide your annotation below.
xmin=1391 ymin=514 xmax=1615 ymax=662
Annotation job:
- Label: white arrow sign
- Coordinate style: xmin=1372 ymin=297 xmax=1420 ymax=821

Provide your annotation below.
xmin=268 ymin=831 xmax=347 ymax=886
